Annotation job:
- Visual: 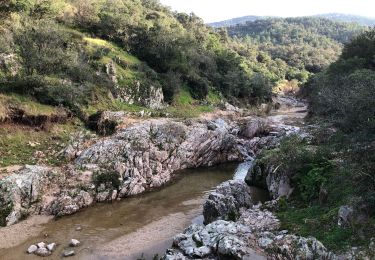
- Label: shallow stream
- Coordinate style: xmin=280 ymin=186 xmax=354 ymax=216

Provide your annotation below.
xmin=0 ymin=163 xmax=268 ymax=260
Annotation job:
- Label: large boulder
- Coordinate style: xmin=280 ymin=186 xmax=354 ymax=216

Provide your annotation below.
xmin=203 ymin=180 xmax=253 ymax=224
xmin=245 ymin=158 xmax=293 ymax=199
xmin=239 ymin=117 xmax=269 ymax=139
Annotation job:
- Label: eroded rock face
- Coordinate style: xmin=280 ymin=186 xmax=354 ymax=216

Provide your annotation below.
xmin=76 ymin=118 xmax=256 ymax=198
xmin=203 ymin=180 xmax=253 ymax=224
xmin=0 ymin=165 xmax=58 ymax=226
xmin=246 ymin=160 xmax=294 ymax=199
xmin=114 ymin=81 xmax=164 ymax=109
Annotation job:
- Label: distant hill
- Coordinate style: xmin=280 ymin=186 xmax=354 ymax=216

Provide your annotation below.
xmin=208 ymin=15 xmax=273 ymax=27
xmin=209 ymin=13 xmax=375 ymax=27
xmin=316 ymin=13 xmax=375 ymax=26
xmin=226 ymin=17 xmax=366 ymax=73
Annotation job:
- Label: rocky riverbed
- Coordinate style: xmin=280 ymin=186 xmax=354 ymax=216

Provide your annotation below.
xmin=0 ymin=103 xmax=293 ymax=227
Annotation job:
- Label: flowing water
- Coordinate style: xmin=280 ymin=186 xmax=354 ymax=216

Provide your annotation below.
xmin=0 ymin=163 xmax=268 ymax=260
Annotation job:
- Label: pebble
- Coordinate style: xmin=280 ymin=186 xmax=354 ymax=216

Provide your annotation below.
xmin=27 ymin=245 xmax=38 ymax=254
xmin=70 ymin=239 xmax=81 ymax=247
xmin=63 ymin=250 xmax=75 ymax=257
xmin=75 ymin=226 xmax=82 ymax=231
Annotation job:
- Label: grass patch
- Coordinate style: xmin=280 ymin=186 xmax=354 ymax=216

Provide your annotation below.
xmin=0 ymin=121 xmax=84 ymax=167
xmin=206 ymin=89 xmax=222 ymax=105
xmin=0 ymin=93 xmax=58 ymax=116
xmin=83 ymin=87 xmax=149 ymax=116
xmin=277 ymin=205 xmax=357 ymax=251
xmin=163 ymin=105 xmax=214 ymax=118
xmin=161 ymin=88 xmax=214 ymax=118
xmin=173 ymin=88 xmax=195 ymax=106
xmin=84 ymin=37 xmax=141 ymax=81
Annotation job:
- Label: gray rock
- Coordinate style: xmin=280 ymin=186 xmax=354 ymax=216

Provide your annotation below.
xmin=245 ymin=158 xmax=293 ymax=199
xmin=63 ymin=250 xmax=75 ymax=257
xmin=69 ymin=239 xmax=81 ymax=247
xmin=217 ymin=235 xmax=246 ymax=259
xmin=240 ymin=117 xmax=268 ymax=139
xmin=203 ymin=180 xmax=253 ymax=224
xmin=76 ymin=118 xmax=257 ymax=199
xmin=49 ymin=196 xmax=80 ymax=217
xmin=1 ymin=115 xmax=279 ymax=225
xmin=338 ymin=205 xmax=354 ymax=227
xmin=27 ymin=245 xmax=38 ymax=254
xmin=0 ymin=165 xmax=57 ymax=225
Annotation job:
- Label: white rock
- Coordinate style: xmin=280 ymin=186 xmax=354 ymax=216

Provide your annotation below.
xmin=47 ymin=243 xmax=56 ymax=251
xmin=69 ymin=239 xmax=80 ymax=247
xmin=27 ymin=245 xmax=38 ymax=254
xmin=37 ymin=242 xmax=46 ymax=248
xmin=75 ymin=226 xmax=82 ymax=231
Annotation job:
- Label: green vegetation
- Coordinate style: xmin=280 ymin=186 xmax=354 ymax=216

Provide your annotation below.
xmin=227 ymin=17 xmax=365 ymax=78
xmin=0 ymin=203 xmax=12 ymax=227
xmin=259 ymin=132 xmax=375 ymax=251
xmin=0 ymin=0 xmax=281 ymax=120
xmin=209 ymin=13 xmax=375 ymax=28
xmin=256 ymin=29 xmax=375 ymax=252
xmin=94 ymin=171 xmax=121 ymax=191
xmin=0 ymin=122 xmax=83 ymax=167
xmin=0 ymin=94 xmax=58 ymax=116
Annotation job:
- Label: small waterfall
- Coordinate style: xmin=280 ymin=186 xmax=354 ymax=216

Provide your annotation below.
xmin=233 ymin=160 xmax=253 ymax=181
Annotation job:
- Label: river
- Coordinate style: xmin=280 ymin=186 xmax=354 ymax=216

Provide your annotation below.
xmin=0 ymin=163 xmax=268 ymax=260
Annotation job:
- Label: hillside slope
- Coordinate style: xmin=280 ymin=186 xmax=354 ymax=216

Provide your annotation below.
xmin=0 ymin=0 xmax=281 ymax=119
xmin=227 ymin=17 xmax=366 ymax=73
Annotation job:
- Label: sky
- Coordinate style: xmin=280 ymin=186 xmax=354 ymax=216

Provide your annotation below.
xmin=159 ymin=0 xmax=375 ymax=23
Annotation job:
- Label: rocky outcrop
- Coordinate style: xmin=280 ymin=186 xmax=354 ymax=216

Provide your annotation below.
xmin=0 ymin=166 xmax=60 ymax=226
xmin=203 ymin=180 xmax=253 ymax=224
xmin=76 ymin=118 xmax=257 ymax=197
xmin=114 ymin=81 xmax=164 ymax=109
xmin=0 ymin=53 xmax=20 ymax=76
xmin=167 ymin=221 xmax=256 ymax=259
xmin=0 ymin=165 xmax=97 ymax=226
xmin=239 ymin=117 xmax=269 ymax=139
xmin=0 ymin=116 xmax=278 ymax=226
xmin=166 ymin=183 xmax=336 ymax=260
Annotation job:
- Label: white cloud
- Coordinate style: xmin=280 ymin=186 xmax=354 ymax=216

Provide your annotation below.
xmin=159 ymin=0 xmax=375 ymax=23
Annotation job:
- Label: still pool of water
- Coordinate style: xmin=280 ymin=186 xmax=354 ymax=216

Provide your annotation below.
xmin=0 ymin=163 xmax=268 ymax=260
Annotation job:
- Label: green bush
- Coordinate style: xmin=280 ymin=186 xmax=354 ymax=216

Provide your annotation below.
xmin=94 ymin=171 xmax=121 ymax=191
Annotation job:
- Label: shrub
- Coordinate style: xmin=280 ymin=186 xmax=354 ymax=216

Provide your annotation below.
xmin=94 ymin=171 xmax=121 ymax=191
